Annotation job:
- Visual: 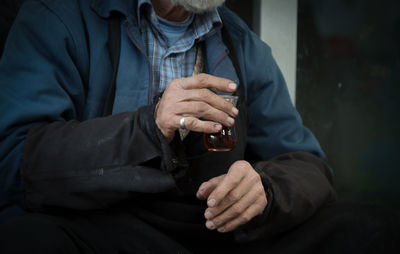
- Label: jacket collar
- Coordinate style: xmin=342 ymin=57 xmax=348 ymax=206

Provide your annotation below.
xmin=90 ymin=0 xmax=137 ymax=18
xmin=90 ymin=1 xmax=242 ymax=81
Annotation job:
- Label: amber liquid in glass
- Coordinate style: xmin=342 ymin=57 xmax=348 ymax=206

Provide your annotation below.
xmin=204 ymin=126 xmax=238 ymax=151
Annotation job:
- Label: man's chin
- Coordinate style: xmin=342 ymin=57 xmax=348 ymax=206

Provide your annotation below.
xmin=170 ymin=0 xmax=226 ymax=13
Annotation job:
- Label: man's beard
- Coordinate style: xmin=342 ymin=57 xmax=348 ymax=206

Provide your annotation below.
xmin=170 ymin=0 xmax=226 ymax=13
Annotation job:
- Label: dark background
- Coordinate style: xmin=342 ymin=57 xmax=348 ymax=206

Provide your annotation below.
xmin=228 ymin=0 xmax=400 ymax=210
xmin=0 ymin=0 xmax=24 ymax=54
xmin=297 ymin=0 xmax=400 ymax=210
xmin=1 ymin=0 xmax=399 ymax=210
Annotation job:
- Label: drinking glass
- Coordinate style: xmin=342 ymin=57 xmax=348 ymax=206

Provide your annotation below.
xmin=203 ymin=95 xmax=238 ymax=151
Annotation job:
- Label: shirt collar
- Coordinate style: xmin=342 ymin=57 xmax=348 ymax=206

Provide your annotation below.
xmin=192 ymin=8 xmax=223 ymax=41
xmin=137 ymin=0 xmax=222 ymax=41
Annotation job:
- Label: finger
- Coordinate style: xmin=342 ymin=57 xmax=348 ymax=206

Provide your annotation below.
xmin=204 ymin=171 xmax=257 ymax=219
xmin=180 ymin=74 xmax=237 ymax=93
xmin=182 ymin=89 xmax=238 ymax=118
xmin=175 ymin=101 xmax=235 ymax=127
xmin=216 ymin=196 xmax=268 ymax=233
xmin=205 ymin=182 xmax=263 ymax=229
xmin=196 ymin=175 xmax=225 ymax=200
xmin=207 ymin=162 xmax=248 ymax=208
xmin=176 ymin=116 xmax=222 ymax=134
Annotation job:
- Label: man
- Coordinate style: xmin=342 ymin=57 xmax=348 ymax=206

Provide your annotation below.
xmin=0 ymin=0 xmax=397 ymax=253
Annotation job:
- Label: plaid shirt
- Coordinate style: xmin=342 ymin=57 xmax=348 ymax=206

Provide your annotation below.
xmin=137 ymin=0 xmax=222 ymax=99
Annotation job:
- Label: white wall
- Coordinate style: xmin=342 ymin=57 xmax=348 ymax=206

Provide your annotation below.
xmin=259 ymin=0 xmax=298 ymax=105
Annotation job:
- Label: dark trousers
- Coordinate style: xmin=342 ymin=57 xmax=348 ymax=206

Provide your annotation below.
xmin=0 ymin=202 xmax=398 ymax=254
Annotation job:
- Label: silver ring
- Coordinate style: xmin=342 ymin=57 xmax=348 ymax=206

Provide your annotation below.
xmin=179 ymin=117 xmax=186 ymax=130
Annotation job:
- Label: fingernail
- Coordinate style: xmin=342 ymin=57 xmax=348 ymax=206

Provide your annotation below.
xmin=232 ymin=107 xmax=239 ymax=116
xmin=217 ymin=227 xmax=225 ymax=233
xmin=206 ymin=221 xmax=215 ymax=230
xmin=227 ymin=117 xmax=234 ymax=125
xmin=214 ymin=123 xmax=221 ymax=131
xmin=204 ymin=211 xmax=213 ymax=220
xmin=207 ymin=198 xmax=216 ymax=207
xmin=228 ymin=83 xmax=237 ymax=90
xmin=196 ymin=187 xmax=205 ymax=198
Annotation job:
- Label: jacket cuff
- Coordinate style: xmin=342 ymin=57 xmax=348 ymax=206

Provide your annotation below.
xmin=234 ymin=152 xmax=337 ymax=243
xmin=138 ymin=102 xmax=188 ymax=180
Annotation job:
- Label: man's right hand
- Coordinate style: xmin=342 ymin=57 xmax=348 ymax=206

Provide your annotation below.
xmin=155 ymin=74 xmax=239 ymax=142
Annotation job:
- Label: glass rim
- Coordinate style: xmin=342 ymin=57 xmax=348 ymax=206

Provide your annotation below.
xmin=220 ymin=94 xmax=238 ymax=106
xmin=219 ymin=95 xmax=238 ymax=98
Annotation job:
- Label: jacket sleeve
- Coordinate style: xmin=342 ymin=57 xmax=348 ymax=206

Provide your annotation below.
xmin=221 ymin=13 xmax=337 ymax=242
xmin=235 ymin=152 xmax=337 ymax=242
xmin=0 ymin=1 xmax=179 ymax=211
xmin=21 ymin=108 xmax=181 ymax=210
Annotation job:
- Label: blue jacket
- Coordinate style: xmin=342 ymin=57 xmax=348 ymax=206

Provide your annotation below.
xmin=0 ymin=0 xmax=330 ymax=229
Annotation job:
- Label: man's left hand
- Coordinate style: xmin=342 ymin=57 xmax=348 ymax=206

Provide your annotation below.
xmin=196 ymin=160 xmax=268 ymax=233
